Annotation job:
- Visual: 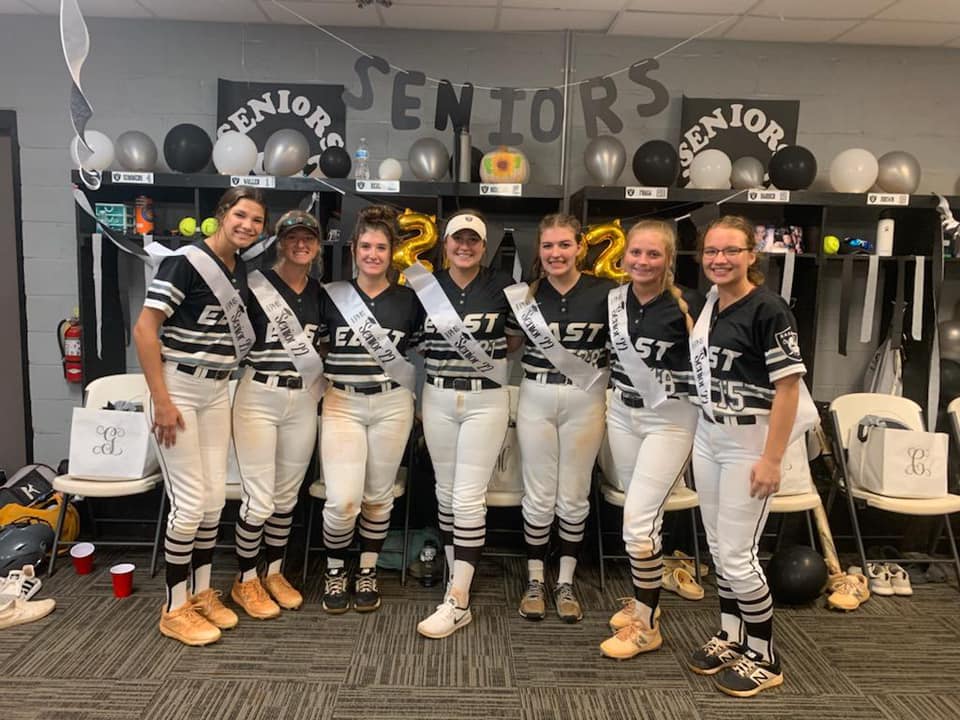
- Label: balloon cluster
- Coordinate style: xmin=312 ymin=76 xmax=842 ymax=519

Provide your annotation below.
xmin=392 ymin=209 xmax=439 ymax=282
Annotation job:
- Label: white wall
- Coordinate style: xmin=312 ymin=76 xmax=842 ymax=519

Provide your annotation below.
xmin=2 ymin=14 xmax=959 ymax=461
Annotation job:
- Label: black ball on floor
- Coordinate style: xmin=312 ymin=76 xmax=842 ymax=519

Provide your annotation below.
xmin=766 ymin=545 xmax=828 ymax=605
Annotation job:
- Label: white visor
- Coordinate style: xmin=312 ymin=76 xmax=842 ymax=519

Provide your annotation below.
xmin=444 ymin=214 xmax=487 ymax=242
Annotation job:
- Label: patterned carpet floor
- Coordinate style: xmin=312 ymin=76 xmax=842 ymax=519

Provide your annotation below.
xmin=3 ymin=546 xmax=959 ymax=720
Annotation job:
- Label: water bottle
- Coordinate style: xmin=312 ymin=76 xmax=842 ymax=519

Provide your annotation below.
xmin=354 ymin=137 xmax=370 ymax=180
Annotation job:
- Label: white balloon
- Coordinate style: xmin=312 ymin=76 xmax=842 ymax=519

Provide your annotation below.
xmin=829 ymin=148 xmax=879 ymax=193
xmin=69 ymin=130 xmax=114 ymax=172
xmin=378 ymin=158 xmax=402 ymax=181
xmin=689 ymin=149 xmax=732 ymax=190
xmin=212 ymin=131 xmax=258 ymax=175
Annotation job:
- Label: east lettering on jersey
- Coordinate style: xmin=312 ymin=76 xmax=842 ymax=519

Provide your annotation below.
xmin=609 ymin=286 xmax=705 ymax=399
xmin=144 ymin=241 xmax=249 ymax=371
xmin=319 ymin=281 xmax=423 ymax=387
xmin=419 ymin=267 xmax=521 ymax=380
xmin=700 ymin=285 xmax=806 ymax=415
xmin=521 ymin=274 xmax=614 ymax=377
xmin=244 ymin=269 xmax=322 ymax=382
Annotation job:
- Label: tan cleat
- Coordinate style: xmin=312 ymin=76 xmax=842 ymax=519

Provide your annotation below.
xmin=554 ymin=582 xmax=583 ymax=623
xmin=192 ymin=588 xmax=239 ymax=629
xmin=518 ymin=579 xmax=546 ymax=620
xmin=600 ymin=618 xmax=663 ymax=660
xmin=231 ymin=577 xmax=281 ymax=619
xmin=159 ymin=603 xmax=221 ymax=646
xmin=826 ymin=572 xmax=870 ymax=612
xmin=608 ymin=598 xmax=661 ymax=632
xmin=263 ymin=573 xmax=303 ymax=610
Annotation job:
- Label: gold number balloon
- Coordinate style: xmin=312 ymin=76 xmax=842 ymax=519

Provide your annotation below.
xmin=393 ymin=208 xmax=438 ymax=281
xmin=580 ymin=218 xmax=628 ymax=284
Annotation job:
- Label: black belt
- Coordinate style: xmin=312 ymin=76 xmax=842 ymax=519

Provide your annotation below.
xmin=524 ymin=371 xmax=572 ymax=385
xmin=252 ymin=372 xmax=303 ymax=389
xmin=332 ymin=381 xmax=399 ymax=395
xmin=616 ymin=391 xmax=645 ymax=409
xmin=427 ymin=375 xmax=501 ymax=391
xmin=174 ymin=363 xmax=231 ymax=380
xmin=701 ymin=411 xmax=758 ymax=426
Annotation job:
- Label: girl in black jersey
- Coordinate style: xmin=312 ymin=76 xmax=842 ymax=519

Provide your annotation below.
xmin=514 ymin=214 xmax=613 ymax=624
xmin=230 ymin=210 xmax=324 ymax=621
xmin=319 ymin=206 xmax=422 ymax=615
xmin=134 ymin=187 xmax=266 ymax=646
xmin=686 ymin=215 xmax=805 ymax=698
xmin=597 ymin=219 xmax=703 ymax=660
xmin=413 ymin=209 xmax=524 ymax=639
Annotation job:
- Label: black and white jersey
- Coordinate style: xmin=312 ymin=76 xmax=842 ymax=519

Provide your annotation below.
xmin=318 ymin=281 xmax=424 ymax=387
xmin=143 ymin=242 xmax=249 ymax=371
xmin=418 ymin=267 xmax=522 ymax=380
xmin=520 ymin=274 xmax=614 ymax=376
xmin=609 ymin=286 xmax=705 ymax=400
xmin=244 ymin=270 xmax=322 ymax=381
xmin=697 ymin=286 xmax=806 ymax=415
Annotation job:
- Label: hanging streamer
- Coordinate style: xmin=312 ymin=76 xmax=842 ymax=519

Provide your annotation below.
xmin=92 ymin=232 xmax=102 ymax=360
xmin=60 ymin=0 xmax=99 ymax=190
xmin=860 ymin=254 xmax=879 ymax=344
xmin=780 ymin=252 xmax=795 ymax=303
xmin=912 ymin=256 xmax=923 ymax=341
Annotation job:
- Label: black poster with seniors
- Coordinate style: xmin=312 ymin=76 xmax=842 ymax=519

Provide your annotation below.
xmin=677 ymin=96 xmax=799 ymax=186
xmin=217 ymin=79 xmax=347 ymax=176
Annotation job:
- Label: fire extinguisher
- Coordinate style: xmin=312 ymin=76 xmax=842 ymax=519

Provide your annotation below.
xmin=57 ymin=307 xmax=82 ymax=384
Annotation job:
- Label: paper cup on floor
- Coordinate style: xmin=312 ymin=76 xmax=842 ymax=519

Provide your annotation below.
xmin=70 ymin=542 xmax=95 ymax=574
xmin=110 ymin=563 xmax=135 ymax=598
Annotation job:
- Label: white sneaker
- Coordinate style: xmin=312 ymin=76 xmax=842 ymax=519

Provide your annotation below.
xmin=0 ymin=596 xmax=56 ymax=630
xmin=417 ymin=596 xmax=472 ymax=639
xmin=0 ymin=565 xmax=42 ymax=602
xmin=886 ymin=564 xmax=913 ymax=596
xmin=850 ymin=564 xmax=893 ymax=597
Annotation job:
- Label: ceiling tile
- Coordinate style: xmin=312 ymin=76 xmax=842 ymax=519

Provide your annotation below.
xmin=136 ymin=0 xmax=268 ymax=23
xmin=723 ymin=16 xmax=859 ymax=42
xmin=259 ymin=1 xmax=384 ymax=26
xmin=835 ymin=19 xmax=960 ymax=45
xmin=748 ymin=0 xmax=891 ymax=20
xmin=624 ymin=0 xmax=755 ymax=12
xmin=503 ymin=0 xmax=624 ymax=9
xmin=499 ymin=7 xmax=615 ymax=32
xmin=609 ymin=11 xmax=734 ymax=38
xmin=380 ymin=5 xmax=497 ymax=31
xmin=25 ymin=0 xmax=153 ymax=16
xmin=876 ymin=0 xmax=956 ymax=22
xmin=0 ymin=0 xmax=38 ymax=11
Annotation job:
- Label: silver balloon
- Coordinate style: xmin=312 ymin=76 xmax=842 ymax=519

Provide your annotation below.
xmin=115 ymin=131 xmax=158 ymax=172
xmin=941 ymin=320 xmax=960 ymax=362
xmin=584 ymin=136 xmax=626 ymax=185
xmin=263 ymin=129 xmax=310 ymax=176
xmin=731 ymin=156 xmax=765 ymax=189
xmin=877 ymin=151 xmax=921 ymax=194
xmin=408 ymin=138 xmax=449 ymax=181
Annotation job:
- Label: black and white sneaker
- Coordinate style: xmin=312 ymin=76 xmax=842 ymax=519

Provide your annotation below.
xmin=322 ymin=567 xmax=350 ymax=615
xmin=687 ymin=632 xmax=743 ymax=675
xmin=354 ymin=568 xmax=381 ymax=613
xmin=714 ymin=648 xmax=783 ymax=697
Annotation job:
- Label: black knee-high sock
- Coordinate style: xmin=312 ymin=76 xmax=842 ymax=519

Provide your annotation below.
xmin=627 ymin=548 xmax=662 ymax=627
xmin=235 ymin=518 xmax=263 ymax=577
xmin=164 ymin=527 xmax=193 ymax=611
xmin=191 ymin=522 xmax=219 ymax=593
xmin=264 ymin=509 xmax=294 ymax=568
xmin=716 ymin=572 xmax=745 ymax=644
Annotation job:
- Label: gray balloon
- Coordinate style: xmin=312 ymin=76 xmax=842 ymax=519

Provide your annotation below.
xmin=731 ymin=156 xmax=765 ymax=189
xmin=408 ymin=138 xmax=449 ymax=181
xmin=263 ymin=129 xmax=310 ymax=176
xmin=115 ymin=130 xmax=158 ymax=172
xmin=941 ymin=321 xmax=960 ymax=362
xmin=584 ymin=136 xmax=626 ymax=185
xmin=877 ymin=151 xmax=921 ymax=194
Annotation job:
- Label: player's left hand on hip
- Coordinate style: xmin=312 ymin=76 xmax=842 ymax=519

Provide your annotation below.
xmin=749 ymin=457 xmax=780 ymax=499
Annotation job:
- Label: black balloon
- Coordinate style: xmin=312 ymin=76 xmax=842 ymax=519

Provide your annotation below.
xmin=319 ymin=146 xmax=351 ymax=179
xmin=768 ymin=145 xmax=817 ymax=191
xmin=163 ymin=123 xmax=212 ymax=174
xmin=941 ymin=359 xmax=960 ymax=404
xmin=766 ymin=545 xmax=828 ymax=605
xmin=449 ymin=146 xmax=484 ymax=183
xmin=632 ymin=140 xmax=679 ymax=186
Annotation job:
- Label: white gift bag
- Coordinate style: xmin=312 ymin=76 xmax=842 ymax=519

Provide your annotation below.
xmin=778 ymin=436 xmax=815 ymax=496
xmin=68 ymin=407 xmax=160 ymax=480
xmin=848 ymin=420 xmax=948 ymax=499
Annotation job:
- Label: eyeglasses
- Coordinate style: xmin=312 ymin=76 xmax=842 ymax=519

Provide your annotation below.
xmin=702 ymin=247 xmax=750 ymax=259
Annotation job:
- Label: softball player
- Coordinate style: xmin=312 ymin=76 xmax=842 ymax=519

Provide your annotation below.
xmin=597 ymin=219 xmax=703 ymax=660
xmin=133 ymin=187 xmax=266 ymax=646
xmin=686 ymin=215 xmax=805 ymax=697
xmin=231 ymin=210 xmax=324 ymax=620
xmin=319 ymin=205 xmax=422 ymax=614
xmin=511 ymin=214 xmax=613 ymax=623
xmin=410 ymin=209 xmax=523 ymax=639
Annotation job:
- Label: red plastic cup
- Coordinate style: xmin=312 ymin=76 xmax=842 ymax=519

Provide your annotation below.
xmin=110 ymin=563 xmax=135 ymax=598
xmin=70 ymin=542 xmax=95 ymax=574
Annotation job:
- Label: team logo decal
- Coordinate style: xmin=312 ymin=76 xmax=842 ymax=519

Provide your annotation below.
xmin=775 ymin=328 xmax=802 ymax=361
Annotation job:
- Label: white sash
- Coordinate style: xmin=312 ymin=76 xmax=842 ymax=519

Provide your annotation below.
xmin=323 ymin=281 xmax=417 ymax=394
xmin=248 ymin=271 xmax=328 ymax=401
xmin=607 ymin=285 xmax=668 ymax=407
xmin=504 ymin=282 xmax=606 ymax=393
xmin=403 ymin=263 xmax=508 ymax=387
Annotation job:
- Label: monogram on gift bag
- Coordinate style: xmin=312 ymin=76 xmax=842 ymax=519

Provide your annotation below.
xmin=68 ymin=407 xmax=159 ymax=480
